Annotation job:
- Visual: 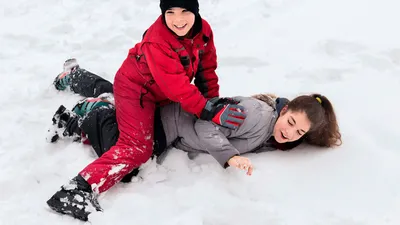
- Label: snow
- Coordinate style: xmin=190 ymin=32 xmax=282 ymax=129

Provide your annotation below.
xmin=108 ymin=164 xmax=126 ymax=176
xmin=0 ymin=0 xmax=399 ymax=224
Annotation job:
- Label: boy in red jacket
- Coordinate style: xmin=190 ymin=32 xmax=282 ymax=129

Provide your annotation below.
xmin=47 ymin=0 xmax=247 ymax=221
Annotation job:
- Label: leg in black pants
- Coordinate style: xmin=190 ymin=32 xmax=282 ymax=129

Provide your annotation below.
xmin=51 ymin=60 xmax=167 ymax=182
xmin=53 ymin=58 xmax=113 ymax=97
xmin=69 ymin=68 xmax=114 ymax=97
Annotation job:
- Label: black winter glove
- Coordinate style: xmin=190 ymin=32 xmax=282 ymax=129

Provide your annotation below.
xmin=199 ymin=97 xmax=247 ymax=129
xmin=212 ymin=97 xmax=240 ymax=105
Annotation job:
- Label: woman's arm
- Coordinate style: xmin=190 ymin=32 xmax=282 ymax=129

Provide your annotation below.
xmin=194 ymin=97 xmax=274 ymax=166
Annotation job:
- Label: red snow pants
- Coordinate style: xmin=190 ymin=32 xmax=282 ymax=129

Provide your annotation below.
xmin=78 ymin=73 xmax=155 ymax=193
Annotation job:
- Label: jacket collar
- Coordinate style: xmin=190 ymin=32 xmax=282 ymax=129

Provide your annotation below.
xmin=275 ymin=97 xmax=289 ymax=115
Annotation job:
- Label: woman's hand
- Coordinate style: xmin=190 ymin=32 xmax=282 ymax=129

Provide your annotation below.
xmin=227 ymin=156 xmax=253 ymax=176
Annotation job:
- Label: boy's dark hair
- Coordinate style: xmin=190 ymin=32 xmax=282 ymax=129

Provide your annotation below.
xmin=287 ymin=94 xmax=342 ymax=148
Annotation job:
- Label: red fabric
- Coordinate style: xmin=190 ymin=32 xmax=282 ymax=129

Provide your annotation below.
xmin=78 ymin=16 xmax=219 ymax=193
xmin=126 ymin=15 xmax=219 ymax=116
xmin=81 ymin=131 xmax=91 ymax=145
xmin=79 ymin=81 xmax=155 ymax=193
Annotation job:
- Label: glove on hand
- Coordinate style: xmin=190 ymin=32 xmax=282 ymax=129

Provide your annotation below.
xmin=200 ymin=97 xmax=247 ymax=129
xmin=212 ymin=97 xmax=240 ymax=105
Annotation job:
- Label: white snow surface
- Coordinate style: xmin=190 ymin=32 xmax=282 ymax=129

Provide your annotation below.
xmin=1 ymin=0 xmax=400 ymax=224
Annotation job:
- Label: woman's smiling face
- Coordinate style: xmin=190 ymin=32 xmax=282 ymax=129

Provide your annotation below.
xmin=273 ymin=107 xmax=311 ymax=143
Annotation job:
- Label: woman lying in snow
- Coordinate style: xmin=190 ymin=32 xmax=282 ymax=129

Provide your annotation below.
xmin=46 ymin=59 xmax=342 ymax=221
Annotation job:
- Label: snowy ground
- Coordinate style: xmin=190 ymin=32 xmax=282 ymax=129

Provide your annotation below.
xmin=1 ymin=0 xmax=400 ymax=224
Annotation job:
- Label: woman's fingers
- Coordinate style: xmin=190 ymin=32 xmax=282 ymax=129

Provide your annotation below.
xmin=236 ymin=158 xmax=253 ymax=175
xmin=228 ymin=156 xmax=253 ymax=176
xmin=241 ymin=163 xmax=253 ymax=176
xmin=247 ymin=165 xmax=253 ymax=176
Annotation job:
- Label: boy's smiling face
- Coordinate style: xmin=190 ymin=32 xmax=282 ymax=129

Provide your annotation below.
xmin=164 ymin=7 xmax=195 ymax=37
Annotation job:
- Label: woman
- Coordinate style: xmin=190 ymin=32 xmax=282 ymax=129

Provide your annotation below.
xmin=159 ymin=93 xmax=342 ymax=176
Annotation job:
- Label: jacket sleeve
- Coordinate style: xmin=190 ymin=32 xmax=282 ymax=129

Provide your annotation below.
xmin=194 ymin=30 xmax=219 ymax=99
xmin=194 ymin=120 xmax=240 ymax=168
xmin=194 ymin=97 xmax=275 ymax=168
xmin=142 ymin=42 xmax=207 ymax=116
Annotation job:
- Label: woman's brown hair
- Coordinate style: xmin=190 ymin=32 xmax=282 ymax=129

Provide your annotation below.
xmin=287 ymin=94 xmax=342 ymax=147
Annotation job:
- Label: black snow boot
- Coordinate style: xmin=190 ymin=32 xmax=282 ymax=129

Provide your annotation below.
xmin=46 ymin=175 xmax=102 ymax=221
xmin=46 ymin=105 xmax=82 ymax=143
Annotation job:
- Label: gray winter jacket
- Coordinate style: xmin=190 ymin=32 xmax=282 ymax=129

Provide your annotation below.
xmin=160 ymin=96 xmax=279 ymax=168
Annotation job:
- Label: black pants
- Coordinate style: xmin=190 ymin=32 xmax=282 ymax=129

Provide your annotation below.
xmin=68 ymin=69 xmax=167 ymax=181
xmin=69 ymin=68 xmax=114 ymax=97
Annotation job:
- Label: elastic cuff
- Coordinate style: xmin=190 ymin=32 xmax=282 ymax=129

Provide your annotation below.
xmin=219 ymin=152 xmax=239 ymax=169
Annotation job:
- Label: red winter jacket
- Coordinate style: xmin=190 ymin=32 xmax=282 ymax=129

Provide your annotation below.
xmin=115 ymin=15 xmax=219 ymax=116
